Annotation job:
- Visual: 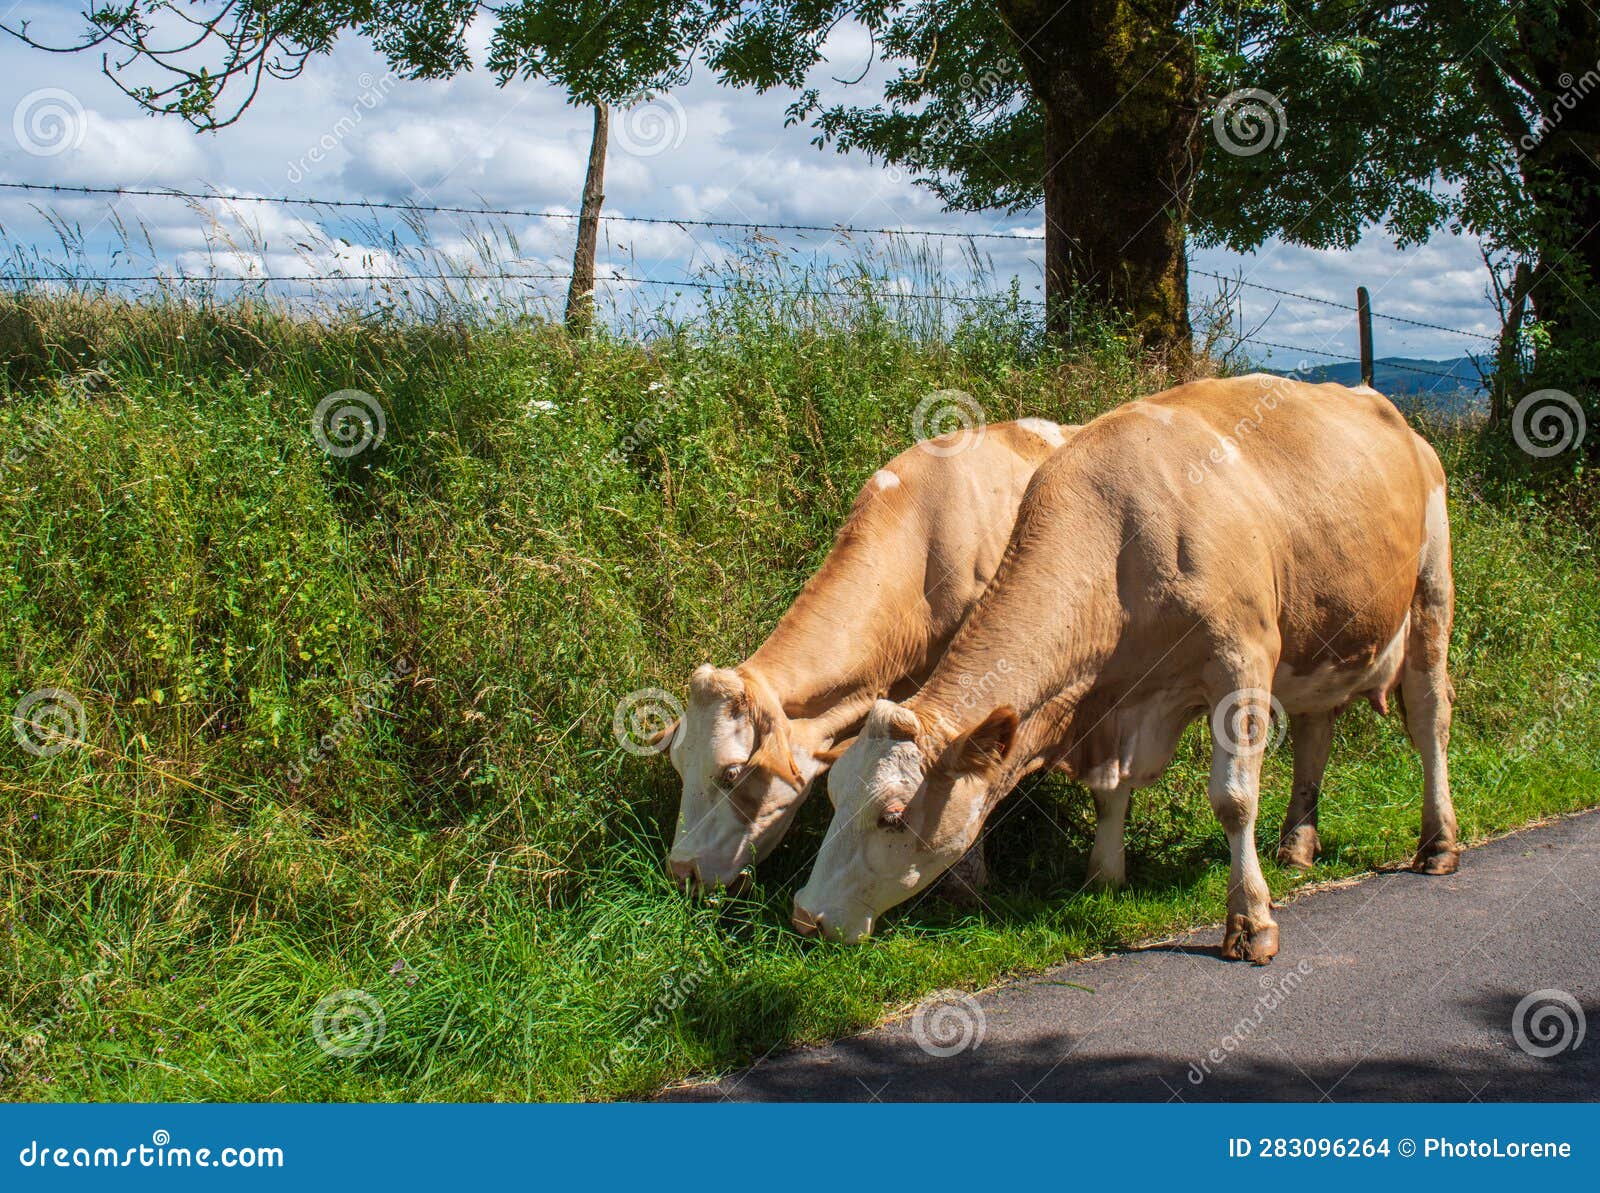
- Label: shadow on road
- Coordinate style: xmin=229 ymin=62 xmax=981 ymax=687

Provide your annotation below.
xmin=664 ymin=1006 xmax=1597 ymax=1102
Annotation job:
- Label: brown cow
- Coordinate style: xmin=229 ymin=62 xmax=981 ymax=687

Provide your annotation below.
xmin=659 ymin=418 xmax=1076 ymax=891
xmin=794 ymin=376 xmax=1457 ymax=962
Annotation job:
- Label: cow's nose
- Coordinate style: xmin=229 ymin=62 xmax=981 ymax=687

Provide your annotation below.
xmin=790 ymin=903 xmax=824 ymax=938
xmin=667 ymin=857 xmax=698 ymax=890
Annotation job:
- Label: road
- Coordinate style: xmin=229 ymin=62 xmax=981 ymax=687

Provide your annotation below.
xmin=664 ymin=810 xmax=1600 ymax=1101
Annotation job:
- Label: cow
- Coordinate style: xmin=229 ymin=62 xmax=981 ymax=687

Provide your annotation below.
xmin=793 ymin=376 xmax=1458 ymax=963
xmin=657 ymin=417 xmax=1077 ymax=892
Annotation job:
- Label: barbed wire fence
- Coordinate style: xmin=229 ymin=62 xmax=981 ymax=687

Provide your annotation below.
xmin=0 ymin=180 xmax=1498 ymax=385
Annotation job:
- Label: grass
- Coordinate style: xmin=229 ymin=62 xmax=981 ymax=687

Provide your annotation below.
xmin=1 ymin=275 xmax=1597 ymax=1102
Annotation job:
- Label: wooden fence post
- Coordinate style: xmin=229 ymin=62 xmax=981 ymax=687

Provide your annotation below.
xmin=1356 ymin=286 xmax=1374 ymax=387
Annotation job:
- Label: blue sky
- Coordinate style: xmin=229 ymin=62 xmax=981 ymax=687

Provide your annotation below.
xmin=0 ymin=7 xmax=1499 ymax=365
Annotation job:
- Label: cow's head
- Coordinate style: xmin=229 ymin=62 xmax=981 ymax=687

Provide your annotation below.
xmin=792 ymin=699 xmax=1016 ymax=942
xmin=662 ymin=664 xmax=824 ymax=891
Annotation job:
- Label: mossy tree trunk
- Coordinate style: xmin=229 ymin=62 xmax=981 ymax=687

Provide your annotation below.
xmin=1519 ymin=1 xmax=1600 ymax=455
xmin=1000 ymin=0 xmax=1202 ymax=352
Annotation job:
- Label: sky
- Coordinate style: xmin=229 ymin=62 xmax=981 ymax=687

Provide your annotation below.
xmin=0 ymin=7 xmax=1501 ymax=367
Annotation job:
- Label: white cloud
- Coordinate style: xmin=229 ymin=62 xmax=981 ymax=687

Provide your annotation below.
xmin=3 ymin=107 xmax=208 ymax=186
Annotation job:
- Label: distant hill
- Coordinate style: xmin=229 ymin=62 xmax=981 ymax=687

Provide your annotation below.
xmin=1264 ymin=356 xmax=1488 ymax=419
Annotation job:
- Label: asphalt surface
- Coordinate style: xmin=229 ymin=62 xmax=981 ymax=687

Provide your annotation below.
xmin=665 ymin=810 xmax=1600 ymax=1102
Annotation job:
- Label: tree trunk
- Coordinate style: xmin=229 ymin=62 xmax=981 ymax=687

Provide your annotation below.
xmin=566 ymin=102 xmax=609 ymax=335
xmin=1518 ymin=0 xmax=1600 ymax=456
xmin=1000 ymin=0 xmax=1202 ymax=352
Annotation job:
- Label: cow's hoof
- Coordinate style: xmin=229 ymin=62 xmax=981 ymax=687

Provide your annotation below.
xmin=1084 ymin=865 xmax=1127 ymax=891
xmin=1221 ymin=915 xmax=1279 ymax=965
xmin=1411 ymin=846 xmax=1459 ymax=876
xmin=1275 ymin=827 xmax=1320 ymax=870
xmin=1085 ymin=874 xmax=1127 ymax=893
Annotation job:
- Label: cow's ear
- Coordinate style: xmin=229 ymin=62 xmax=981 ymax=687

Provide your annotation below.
xmin=647 ymin=719 xmax=679 ymax=754
xmin=811 ymin=737 xmax=858 ymax=767
xmin=946 ymin=707 xmax=1018 ymax=773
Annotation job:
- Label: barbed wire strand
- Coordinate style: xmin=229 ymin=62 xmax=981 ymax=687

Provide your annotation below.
xmin=0 ymin=180 xmax=1021 ymax=242
xmin=0 ymin=180 xmax=1498 ymax=342
xmin=1187 ymin=268 xmax=1497 ymax=341
xmin=0 ymin=270 xmax=1025 ymax=306
xmin=1239 ymin=337 xmax=1470 ymax=381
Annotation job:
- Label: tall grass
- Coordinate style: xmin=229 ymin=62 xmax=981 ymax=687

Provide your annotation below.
xmin=1 ymin=276 xmax=1596 ymax=1102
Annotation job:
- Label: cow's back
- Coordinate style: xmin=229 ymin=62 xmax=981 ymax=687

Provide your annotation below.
xmin=752 ymin=417 xmax=1072 ymax=688
xmin=1038 ymin=377 xmax=1439 ymax=674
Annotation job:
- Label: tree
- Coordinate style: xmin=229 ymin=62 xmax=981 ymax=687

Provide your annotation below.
xmin=3 ymin=0 xmax=616 ymax=334
xmin=483 ymin=0 xmax=1598 ymax=377
xmin=997 ymin=1 xmax=1203 ymax=349
xmin=798 ymin=0 xmax=1595 ymax=443
xmin=4 ymin=2 xmax=1214 ymax=347
xmin=1193 ymin=0 xmax=1597 ymax=456
xmin=497 ymin=0 xmax=1210 ymax=348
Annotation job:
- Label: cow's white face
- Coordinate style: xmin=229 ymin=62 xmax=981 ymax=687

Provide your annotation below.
xmin=664 ymin=666 xmax=821 ymax=891
xmin=793 ymin=701 xmax=1014 ymax=942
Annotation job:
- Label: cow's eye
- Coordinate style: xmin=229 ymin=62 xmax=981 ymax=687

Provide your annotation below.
xmin=720 ymin=763 xmax=745 ymax=789
xmin=877 ymin=808 xmax=905 ymax=831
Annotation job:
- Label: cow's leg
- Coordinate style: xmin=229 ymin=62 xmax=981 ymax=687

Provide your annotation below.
xmin=1403 ymin=618 xmax=1459 ymax=875
xmin=930 ymin=839 xmax=989 ymax=905
xmin=1085 ymin=781 xmax=1133 ymax=889
xmin=1209 ymin=686 xmax=1279 ymax=964
xmin=1405 ymin=489 xmax=1460 ymax=876
xmin=1276 ymin=711 xmax=1336 ymax=869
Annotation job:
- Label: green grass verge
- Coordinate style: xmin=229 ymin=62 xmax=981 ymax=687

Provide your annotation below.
xmin=1 ymin=284 xmax=1596 ymax=1102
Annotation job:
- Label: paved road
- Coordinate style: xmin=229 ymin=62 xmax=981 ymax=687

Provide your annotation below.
xmin=666 ymin=811 xmax=1600 ymax=1102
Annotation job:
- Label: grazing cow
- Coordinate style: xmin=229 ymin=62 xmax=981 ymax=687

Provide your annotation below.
xmin=659 ymin=418 xmax=1076 ymax=891
xmin=794 ymin=376 xmax=1458 ymax=962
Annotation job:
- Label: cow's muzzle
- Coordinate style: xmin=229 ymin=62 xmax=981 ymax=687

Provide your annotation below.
xmin=790 ymin=902 xmax=825 ymax=938
xmin=668 ymin=856 xmax=752 ymax=896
